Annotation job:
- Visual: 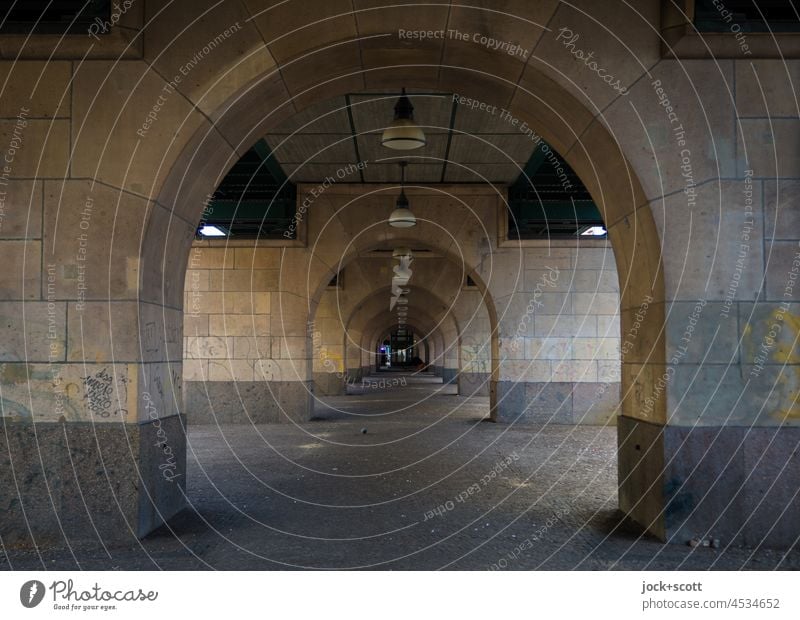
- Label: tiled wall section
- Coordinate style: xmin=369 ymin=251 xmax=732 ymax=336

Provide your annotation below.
xmin=497 ymin=243 xmax=621 ymax=424
xmin=183 ymin=245 xmax=279 ymax=384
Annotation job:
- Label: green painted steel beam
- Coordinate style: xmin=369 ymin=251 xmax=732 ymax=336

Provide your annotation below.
xmin=252 ymin=138 xmax=291 ymax=186
xmin=512 ymin=144 xmax=549 ymax=188
xmin=205 ymin=199 xmax=296 ymax=221
xmin=509 ymin=200 xmax=603 ymax=222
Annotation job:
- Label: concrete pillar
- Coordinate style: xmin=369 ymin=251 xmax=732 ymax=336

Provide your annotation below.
xmin=1 ymin=179 xmax=189 ymax=546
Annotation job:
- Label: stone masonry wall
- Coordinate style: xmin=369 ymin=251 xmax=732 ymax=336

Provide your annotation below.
xmin=182 ymin=242 xmax=307 ymax=423
xmin=497 ymin=242 xmax=621 ymax=425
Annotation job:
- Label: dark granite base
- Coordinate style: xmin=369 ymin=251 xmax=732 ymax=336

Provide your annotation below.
xmin=313 ymin=372 xmax=345 ymax=396
xmin=184 ymin=381 xmax=311 ymax=424
xmin=137 ymin=415 xmax=188 ymax=537
xmin=0 ymin=415 xmax=186 ymax=547
xmin=441 ymin=368 xmax=458 ymax=384
xmin=458 ymin=372 xmax=490 ymax=396
xmin=347 ymin=367 xmax=365 ymax=382
xmin=617 ymin=415 xmax=666 ymax=541
xmin=618 ymin=415 xmax=800 ymax=548
xmin=495 ymin=381 xmax=620 ymax=425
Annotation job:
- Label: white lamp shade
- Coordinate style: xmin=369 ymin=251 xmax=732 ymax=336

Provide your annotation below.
xmin=381 ymin=119 xmax=426 ymax=150
xmin=389 ymin=207 xmax=417 ymax=228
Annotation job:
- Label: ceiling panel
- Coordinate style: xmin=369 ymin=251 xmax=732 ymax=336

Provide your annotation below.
xmin=270 ymin=97 xmax=351 ymax=134
xmin=261 ymin=90 xmax=557 ymax=187
xmin=443 ymin=163 xmax=523 ymax=184
xmin=448 ymin=134 xmax=536 ymax=164
xmin=282 ymin=163 xmax=363 ymax=183
xmin=361 ymin=163 xmax=443 ymax=184
xmin=213 ymin=86 xmax=605 ymax=238
xmin=266 ymin=134 xmax=356 ymax=164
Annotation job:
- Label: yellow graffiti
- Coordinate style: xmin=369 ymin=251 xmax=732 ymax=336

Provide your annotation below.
xmin=771 ymin=310 xmax=800 ymax=420
xmin=319 ymin=347 xmax=344 ymax=372
xmin=773 ymin=312 xmax=800 ymax=364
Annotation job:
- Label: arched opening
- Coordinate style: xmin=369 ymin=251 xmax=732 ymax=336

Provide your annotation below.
xmin=31 ymin=1 xmax=648 ymax=552
xmin=173 ymin=118 xmax=632 ymax=559
xmin=156 ymin=65 xmax=659 ymax=544
xmin=307 ymin=255 xmax=469 ymax=398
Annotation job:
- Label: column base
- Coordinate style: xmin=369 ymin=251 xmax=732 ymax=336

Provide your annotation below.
xmin=494 ymin=381 xmax=619 ymax=425
xmin=441 ymin=368 xmax=458 ymax=384
xmin=0 ymin=415 xmax=186 ymax=547
xmin=618 ymin=415 xmax=800 ymax=548
xmin=312 ymin=372 xmax=346 ymax=396
xmin=184 ymin=381 xmax=311 ymax=424
xmin=458 ymin=372 xmax=490 ymax=396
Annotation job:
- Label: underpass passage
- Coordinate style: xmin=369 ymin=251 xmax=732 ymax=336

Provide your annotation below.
xmin=4 ymin=0 xmax=799 ymax=562
xmin=3 ymin=383 xmax=797 ymax=570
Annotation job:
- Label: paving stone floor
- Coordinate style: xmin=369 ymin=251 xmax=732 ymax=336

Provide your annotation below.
xmin=2 ymin=374 xmax=798 ymax=570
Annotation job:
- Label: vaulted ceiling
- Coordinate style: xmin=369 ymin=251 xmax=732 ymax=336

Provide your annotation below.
xmin=263 ymin=90 xmax=538 ymax=184
xmin=207 ymin=89 xmax=603 ymax=239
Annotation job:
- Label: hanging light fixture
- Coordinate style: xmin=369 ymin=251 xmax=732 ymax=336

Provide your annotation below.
xmin=381 ymin=88 xmax=426 ymax=150
xmin=389 ymin=161 xmax=417 ymax=228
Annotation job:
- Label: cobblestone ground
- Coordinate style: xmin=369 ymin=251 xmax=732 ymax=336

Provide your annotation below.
xmin=2 ymin=374 xmax=798 ymax=570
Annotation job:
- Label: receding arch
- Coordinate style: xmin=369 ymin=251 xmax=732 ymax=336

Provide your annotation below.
xmin=144 ymin=36 xmax=664 ymax=540
xmin=313 ymin=279 xmax=463 ymax=396
xmin=362 ymin=313 xmax=448 ymax=374
xmin=303 ymin=236 xmax=501 ymax=415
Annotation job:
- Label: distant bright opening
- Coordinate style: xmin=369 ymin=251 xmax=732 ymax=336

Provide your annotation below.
xmin=199 ymin=225 xmax=228 ymax=237
xmin=580 ymin=226 xmax=607 ymax=237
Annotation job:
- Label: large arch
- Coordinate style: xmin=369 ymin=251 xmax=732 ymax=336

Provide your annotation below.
xmin=0 ymin=2 xmax=670 ymax=547
xmin=147 ymin=95 xmax=658 ymax=540
xmin=302 ymin=234 xmax=503 ymax=412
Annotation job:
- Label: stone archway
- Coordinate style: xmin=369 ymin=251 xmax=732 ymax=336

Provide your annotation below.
xmin=304 ymin=235 xmax=501 ymax=410
xmin=0 ymin=2 xmax=667 ymax=547
xmin=149 ymin=72 xmax=662 ymax=539
xmin=367 ymin=321 xmax=436 ymax=371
